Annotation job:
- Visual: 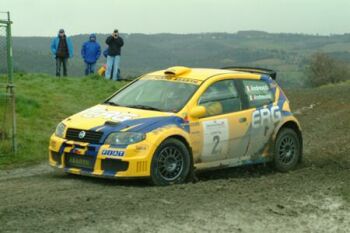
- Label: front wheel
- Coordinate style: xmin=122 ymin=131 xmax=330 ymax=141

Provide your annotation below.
xmin=273 ymin=128 xmax=301 ymax=172
xmin=150 ymin=138 xmax=191 ymax=186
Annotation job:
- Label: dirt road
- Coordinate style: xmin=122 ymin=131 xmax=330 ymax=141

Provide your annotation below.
xmin=0 ymin=84 xmax=349 ymax=233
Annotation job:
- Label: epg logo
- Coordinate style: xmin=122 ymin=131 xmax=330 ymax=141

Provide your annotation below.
xmin=252 ymin=106 xmax=282 ymax=128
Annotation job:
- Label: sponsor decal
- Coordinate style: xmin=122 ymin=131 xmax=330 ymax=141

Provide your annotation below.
xmin=135 ymin=145 xmax=148 ymax=151
xmin=144 ymin=75 xmax=201 ymax=84
xmin=151 ymin=124 xmax=178 ymax=135
xmin=252 ymin=106 xmax=282 ymax=128
xmin=81 ymin=106 xmax=138 ymax=122
xmin=68 ymin=157 xmax=91 ymax=168
xmin=102 ymin=149 xmax=125 ymax=157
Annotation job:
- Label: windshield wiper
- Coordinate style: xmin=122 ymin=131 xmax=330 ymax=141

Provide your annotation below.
xmin=125 ymin=104 xmax=162 ymax=111
xmin=104 ymin=101 xmax=121 ymax=106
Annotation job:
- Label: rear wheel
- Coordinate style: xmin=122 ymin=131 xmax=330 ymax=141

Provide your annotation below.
xmin=150 ymin=138 xmax=191 ymax=186
xmin=273 ymin=128 xmax=301 ymax=172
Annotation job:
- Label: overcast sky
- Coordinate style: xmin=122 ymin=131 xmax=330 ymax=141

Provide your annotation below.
xmin=2 ymin=0 xmax=350 ymax=37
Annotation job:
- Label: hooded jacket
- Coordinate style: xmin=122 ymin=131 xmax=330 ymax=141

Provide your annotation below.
xmin=81 ymin=34 xmax=101 ymax=63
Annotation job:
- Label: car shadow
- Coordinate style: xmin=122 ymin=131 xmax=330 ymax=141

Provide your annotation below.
xmin=194 ymin=163 xmax=277 ymax=182
xmin=50 ymin=170 xmax=151 ymax=187
xmin=50 ymin=163 xmax=286 ymax=187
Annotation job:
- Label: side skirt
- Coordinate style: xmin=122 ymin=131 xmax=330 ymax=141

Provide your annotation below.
xmin=194 ymin=156 xmax=272 ymax=171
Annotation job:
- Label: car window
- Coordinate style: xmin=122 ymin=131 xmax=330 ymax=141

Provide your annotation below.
xmin=108 ymin=79 xmax=198 ymax=112
xmin=242 ymin=80 xmax=274 ymax=108
xmin=198 ymin=80 xmax=242 ymax=117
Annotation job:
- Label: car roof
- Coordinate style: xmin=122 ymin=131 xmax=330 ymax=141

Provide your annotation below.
xmin=146 ymin=67 xmax=262 ymax=82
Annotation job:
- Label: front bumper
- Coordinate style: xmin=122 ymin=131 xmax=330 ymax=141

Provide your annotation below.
xmin=49 ymin=134 xmax=153 ymax=178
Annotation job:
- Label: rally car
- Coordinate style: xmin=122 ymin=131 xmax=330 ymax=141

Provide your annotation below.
xmin=49 ymin=66 xmax=303 ymax=185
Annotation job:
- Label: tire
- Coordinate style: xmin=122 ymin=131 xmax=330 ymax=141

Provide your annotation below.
xmin=150 ymin=138 xmax=191 ymax=186
xmin=273 ymin=128 xmax=301 ymax=172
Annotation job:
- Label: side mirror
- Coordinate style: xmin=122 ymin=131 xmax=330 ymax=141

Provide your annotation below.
xmin=189 ymin=106 xmax=206 ymax=119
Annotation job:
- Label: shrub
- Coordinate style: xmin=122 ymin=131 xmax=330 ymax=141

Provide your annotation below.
xmin=306 ymin=53 xmax=350 ymax=87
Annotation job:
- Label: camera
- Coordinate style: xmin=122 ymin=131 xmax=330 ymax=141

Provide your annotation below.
xmin=113 ymin=29 xmax=119 ymax=38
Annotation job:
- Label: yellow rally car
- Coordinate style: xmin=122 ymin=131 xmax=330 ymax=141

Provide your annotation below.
xmin=49 ymin=66 xmax=303 ymax=185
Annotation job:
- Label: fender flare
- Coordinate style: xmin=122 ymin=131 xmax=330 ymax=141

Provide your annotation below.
xmin=147 ymin=126 xmax=193 ymax=165
xmin=272 ymin=117 xmax=303 ymax=161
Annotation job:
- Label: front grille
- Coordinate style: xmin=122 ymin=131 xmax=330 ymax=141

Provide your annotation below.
xmin=101 ymin=159 xmax=129 ymax=173
xmin=51 ymin=151 xmax=62 ymax=165
xmin=65 ymin=128 xmax=103 ymax=144
xmin=65 ymin=153 xmax=95 ymax=170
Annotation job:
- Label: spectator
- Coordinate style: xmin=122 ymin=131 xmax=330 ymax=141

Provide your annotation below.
xmin=81 ymin=34 xmax=101 ymax=75
xmin=103 ymin=48 xmax=108 ymax=58
xmin=50 ymin=29 xmax=73 ymax=77
xmin=105 ymin=29 xmax=124 ymax=81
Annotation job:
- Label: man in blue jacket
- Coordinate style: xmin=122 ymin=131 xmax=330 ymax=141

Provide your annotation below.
xmin=81 ymin=34 xmax=101 ymax=75
xmin=50 ymin=29 xmax=74 ymax=77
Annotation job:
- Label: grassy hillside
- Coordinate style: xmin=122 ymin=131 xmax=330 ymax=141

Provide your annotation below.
xmin=0 ymin=73 xmax=349 ymax=170
xmin=0 ymin=74 xmax=127 ymax=167
xmin=7 ymin=32 xmax=350 ymax=87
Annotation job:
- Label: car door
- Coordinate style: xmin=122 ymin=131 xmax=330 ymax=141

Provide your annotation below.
xmin=189 ymin=79 xmax=251 ymax=163
xmin=240 ymin=79 xmax=279 ymax=161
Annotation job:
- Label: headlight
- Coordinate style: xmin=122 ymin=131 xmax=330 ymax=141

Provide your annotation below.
xmin=55 ymin=122 xmax=66 ymax=138
xmin=105 ymin=132 xmax=145 ymax=145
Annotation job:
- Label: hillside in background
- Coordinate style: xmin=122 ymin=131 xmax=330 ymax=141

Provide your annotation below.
xmin=7 ymin=31 xmax=350 ymax=87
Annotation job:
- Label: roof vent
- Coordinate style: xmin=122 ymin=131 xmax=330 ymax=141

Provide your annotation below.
xmin=164 ymin=66 xmax=191 ymax=76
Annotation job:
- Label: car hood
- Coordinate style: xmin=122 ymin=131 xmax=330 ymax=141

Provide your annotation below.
xmin=62 ymin=104 xmax=185 ymax=133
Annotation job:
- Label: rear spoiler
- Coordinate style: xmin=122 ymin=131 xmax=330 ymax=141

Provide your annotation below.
xmin=221 ymin=66 xmax=277 ymax=80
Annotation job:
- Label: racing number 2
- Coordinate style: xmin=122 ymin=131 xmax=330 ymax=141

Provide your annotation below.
xmin=212 ymin=135 xmax=220 ymax=154
xmin=202 ymin=119 xmax=229 ymax=157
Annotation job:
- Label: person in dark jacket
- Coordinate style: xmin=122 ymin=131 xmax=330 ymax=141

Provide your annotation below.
xmin=81 ymin=34 xmax=101 ymax=75
xmin=50 ymin=29 xmax=73 ymax=77
xmin=105 ymin=29 xmax=124 ymax=81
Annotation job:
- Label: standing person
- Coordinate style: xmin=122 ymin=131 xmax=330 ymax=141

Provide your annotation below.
xmin=50 ymin=29 xmax=73 ymax=77
xmin=105 ymin=29 xmax=124 ymax=81
xmin=81 ymin=34 xmax=101 ymax=75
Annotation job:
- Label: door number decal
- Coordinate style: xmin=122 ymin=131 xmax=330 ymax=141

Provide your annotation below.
xmin=202 ymin=119 xmax=229 ymax=157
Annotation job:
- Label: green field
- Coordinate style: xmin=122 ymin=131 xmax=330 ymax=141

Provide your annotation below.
xmin=0 ymin=74 xmax=127 ymax=168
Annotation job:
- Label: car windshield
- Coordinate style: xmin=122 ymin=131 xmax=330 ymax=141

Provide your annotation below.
xmin=106 ymin=79 xmax=198 ymax=112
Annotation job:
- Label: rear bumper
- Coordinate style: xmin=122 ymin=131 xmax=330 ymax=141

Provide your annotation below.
xmin=49 ymin=134 xmax=153 ymax=178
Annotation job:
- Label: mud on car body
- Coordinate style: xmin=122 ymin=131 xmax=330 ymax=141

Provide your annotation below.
xmin=49 ymin=66 xmax=303 ymax=185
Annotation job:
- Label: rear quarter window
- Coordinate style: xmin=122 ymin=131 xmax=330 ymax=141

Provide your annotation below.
xmin=242 ymin=80 xmax=274 ymax=108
